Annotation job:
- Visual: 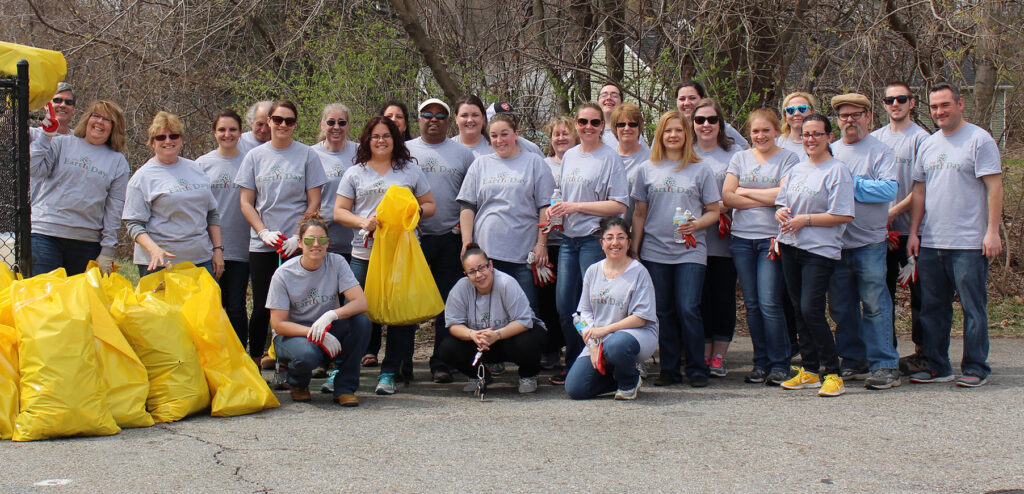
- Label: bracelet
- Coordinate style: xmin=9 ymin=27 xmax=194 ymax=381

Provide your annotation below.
xmin=212 ymin=245 xmax=224 ymax=251
xmin=806 ymin=214 xmax=811 ymax=226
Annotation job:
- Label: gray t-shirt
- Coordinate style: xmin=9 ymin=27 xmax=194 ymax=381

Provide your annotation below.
xmin=726 ymin=149 xmax=800 ymax=240
xmin=543 ymin=156 xmax=563 ymax=247
xmin=234 ymin=141 xmax=328 ymax=253
xmin=123 ymin=157 xmax=217 ymax=265
xmin=457 ymin=152 xmax=554 ymax=263
xmin=870 ymin=122 xmax=930 ymax=234
xmin=601 ymin=128 xmax=650 ymax=151
xmin=312 ymin=140 xmax=358 ymax=253
xmin=831 ymin=135 xmax=898 ymax=248
xmin=407 ymin=137 xmax=475 ymax=236
xmin=724 ymin=123 xmax=750 ymax=150
xmin=29 ymin=135 xmax=130 ymax=256
xmin=266 ymin=253 xmax=360 ymax=327
xmin=695 ymin=144 xmax=742 ymax=258
xmin=631 ymin=160 xmax=720 ymax=265
xmin=912 ymin=122 xmax=1002 ymax=249
xmin=621 ymin=147 xmax=652 ymax=228
xmin=517 ymin=136 xmax=545 ymax=157
xmin=445 ymin=269 xmax=538 ymax=331
xmin=237 ymin=132 xmax=263 ymax=155
xmin=336 ymin=163 xmax=431 ymax=260
xmin=450 ymin=135 xmax=493 ymax=158
xmin=776 ymin=135 xmax=807 ymax=160
xmin=576 ymin=259 xmax=659 ymax=361
xmin=196 ymin=150 xmax=249 ymax=262
xmin=775 ymin=158 xmax=855 ymax=260
xmin=558 ymin=144 xmax=629 ymax=238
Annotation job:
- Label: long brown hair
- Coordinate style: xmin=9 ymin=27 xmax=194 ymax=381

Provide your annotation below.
xmin=650 ymin=110 xmax=700 ymax=170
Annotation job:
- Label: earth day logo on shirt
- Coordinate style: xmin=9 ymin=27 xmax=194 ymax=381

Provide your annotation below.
xmin=293 ymin=286 xmax=336 ymax=310
xmin=328 ymin=162 xmax=346 ymax=178
xmin=649 ymin=176 xmax=698 ymax=197
xmin=741 ymin=166 xmax=780 ymax=186
xmin=256 ymin=164 xmax=303 ymax=183
xmin=167 ymin=178 xmax=210 ymax=194
xmin=357 ymin=179 xmax=387 ymax=199
xmin=789 ymin=174 xmax=825 ymax=198
xmin=482 ymin=171 xmax=526 ymax=185
xmin=65 ymin=156 xmax=109 ymax=179
xmin=420 ymin=157 xmax=462 ymax=176
xmin=591 ymin=288 xmax=626 ymax=309
xmin=563 ymin=168 xmax=594 ymax=186
xmin=211 ymin=172 xmax=237 ymax=189
xmin=923 ymin=153 xmax=968 ymax=173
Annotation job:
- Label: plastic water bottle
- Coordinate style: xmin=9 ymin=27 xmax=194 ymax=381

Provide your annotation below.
xmin=673 ymin=207 xmax=685 ymax=244
xmin=550 ymin=188 xmax=563 ymax=226
xmin=572 ymin=311 xmax=589 ymax=335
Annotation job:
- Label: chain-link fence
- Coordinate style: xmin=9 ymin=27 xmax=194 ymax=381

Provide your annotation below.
xmin=0 ymin=61 xmax=31 ymax=276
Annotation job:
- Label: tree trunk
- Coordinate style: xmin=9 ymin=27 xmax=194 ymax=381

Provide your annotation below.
xmin=387 ymin=0 xmax=463 ymax=101
xmin=601 ymin=0 xmax=625 ymax=86
xmin=970 ymin=0 xmax=1001 ymax=132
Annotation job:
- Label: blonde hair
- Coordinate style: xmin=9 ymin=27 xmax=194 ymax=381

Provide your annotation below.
xmin=780 ymin=91 xmax=819 ymax=137
xmin=542 ymin=115 xmax=579 ymax=157
xmin=74 ymin=100 xmax=126 ymax=152
xmin=745 ymin=108 xmax=782 ymax=136
xmin=317 ymin=103 xmax=351 ymax=142
xmin=147 ymin=111 xmax=184 ymax=146
xmin=610 ymin=102 xmax=643 ymax=140
xmin=650 ymin=110 xmax=700 ymax=170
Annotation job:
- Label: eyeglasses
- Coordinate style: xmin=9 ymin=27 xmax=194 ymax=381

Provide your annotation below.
xmin=465 ymin=264 xmax=491 ymax=277
xmin=325 ymin=119 xmax=347 ymax=127
xmin=576 ymin=118 xmax=602 ymax=127
xmin=269 ymin=115 xmax=297 ymax=126
xmin=784 ymin=105 xmax=811 ymax=115
xmin=153 ymin=133 xmax=181 ymax=141
xmin=801 ymin=132 xmax=829 ymax=140
xmin=302 ymin=235 xmax=329 ymax=246
xmin=615 ymin=122 xmax=640 ymax=128
xmin=89 ymin=113 xmax=113 ymax=124
xmin=883 ymin=95 xmax=911 ymax=105
xmin=599 ymin=91 xmax=621 ymax=99
xmin=370 ymin=134 xmax=393 ymax=141
xmin=601 ymin=235 xmax=629 ymax=242
xmin=420 ymin=112 xmax=448 ymax=120
xmin=693 ymin=116 xmax=720 ymax=125
xmin=837 ymin=110 xmax=866 ymax=121
xmin=52 ymin=97 xmax=75 ymax=106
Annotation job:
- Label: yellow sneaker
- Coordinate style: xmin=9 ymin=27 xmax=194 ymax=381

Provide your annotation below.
xmin=781 ymin=367 xmax=821 ymax=390
xmin=818 ymin=374 xmax=845 ymax=397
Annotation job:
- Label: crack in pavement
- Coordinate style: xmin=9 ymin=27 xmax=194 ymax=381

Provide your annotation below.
xmin=157 ymin=424 xmax=272 ymax=493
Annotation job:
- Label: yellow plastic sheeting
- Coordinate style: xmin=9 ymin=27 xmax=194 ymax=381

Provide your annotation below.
xmin=365 ymin=185 xmax=443 ymax=325
xmin=0 ymin=41 xmax=67 ymax=110
xmin=0 ymin=323 xmax=17 ymax=440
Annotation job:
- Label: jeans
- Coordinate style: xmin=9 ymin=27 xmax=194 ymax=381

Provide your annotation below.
xmin=730 ymin=237 xmax=790 ymax=373
xmin=350 ymin=257 xmax=417 ymax=376
xmin=437 ymin=325 xmax=546 ymax=378
xmin=273 ymin=316 xmax=370 ymax=395
xmin=917 ymin=248 xmax=990 ymax=378
xmin=137 ymin=260 xmax=214 ymax=278
xmin=538 ymin=246 xmax=564 ymax=356
xmin=565 ymin=331 xmax=642 ymax=399
xmin=31 ymin=233 xmax=101 ymax=276
xmin=492 ymin=259 xmax=538 ymax=311
xmin=420 ymin=233 xmax=463 ymax=372
xmin=219 ymin=260 xmax=249 ymax=347
xmin=701 ymin=255 xmax=737 ymax=343
xmin=644 ymin=260 xmax=708 ymax=379
xmin=886 ymin=235 xmax=922 ymax=348
xmin=555 ymin=235 xmax=604 ymax=371
xmin=779 ymin=244 xmax=839 ymax=375
xmin=248 ymin=251 xmax=281 ymax=360
xmin=829 ymin=242 xmax=899 ymax=371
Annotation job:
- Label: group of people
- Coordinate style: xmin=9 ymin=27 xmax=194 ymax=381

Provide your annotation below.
xmin=26 ymin=78 xmax=1002 ymax=405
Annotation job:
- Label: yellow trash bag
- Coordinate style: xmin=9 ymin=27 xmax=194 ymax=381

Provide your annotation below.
xmin=0 ymin=41 xmax=68 ymax=110
xmin=366 ymin=185 xmax=444 ymax=325
xmin=109 ymin=285 xmax=210 ymax=423
xmin=0 ymin=262 xmax=15 ymax=335
xmin=0 ymin=323 xmax=17 ymax=440
xmin=11 ymin=275 xmax=120 ymax=441
xmin=83 ymin=269 xmax=154 ymax=428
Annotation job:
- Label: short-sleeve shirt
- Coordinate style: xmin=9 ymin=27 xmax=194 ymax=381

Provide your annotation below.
xmin=871 ymin=122 xmax=930 ymax=234
xmin=196 ymin=150 xmax=249 ymax=262
xmin=776 ymin=134 xmax=807 ymax=160
xmin=266 ymin=253 xmax=360 ymax=327
xmin=620 ymin=147 xmax=652 ymax=228
xmin=336 ymin=163 xmax=431 ymax=260
xmin=451 ymin=135 xmax=493 ymax=158
xmin=543 ymin=156 xmax=563 ymax=247
xmin=695 ymin=144 xmax=742 ymax=257
xmin=457 ymin=152 xmax=554 ymax=263
xmin=631 ymin=160 xmax=720 ymax=265
xmin=312 ymin=141 xmax=358 ymax=252
xmin=576 ymin=259 xmax=658 ymax=361
xmin=558 ymin=144 xmax=629 ymax=237
xmin=123 ymin=157 xmax=217 ymax=265
xmin=407 ymin=137 xmax=475 ymax=236
xmin=237 ymin=132 xmax=263 ymax=155
xmin=724 ymin=123 xmax=750 ymax=150
xmin=234 ymin=141 xmax=328 ymax=252
xmin=775 ymin=159 xmax=855 ymax=260
xmin=912 ymin=122 xmax=1002 ymax=249
xmin=831 ymin=135 xmax=898 ymax=248
xmin=726 ymin=149 xmax=800 ymax=240
xmin=444 ymin=269 xmax=538 ymax=331
xmin=601 ymin=129 xmax=650 ymax=151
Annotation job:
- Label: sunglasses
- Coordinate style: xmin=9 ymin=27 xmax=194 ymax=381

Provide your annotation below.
xmin=883 ymin=95 xmax=911 ymax=105
xmin=420 ymin=112 xmax=448 ymax=120
xmin=269 ymin=115 xmax=297 ymax=126
xmin=153 ymin=133 xmax=181 ymax=141
xmin=615 ymin=122 xmax=640 ymax=128
xmin=784 ymin=105 xmax=811 ymax=115
xmin=52 ymin=97 xmax=75 ymax=106
xmin=325 ymin=119 xmax=347 ymax=127
xmin=693 ymin=116 xmax=720 ymax=125
xmin=576 ymin=118 xmax=603 ymax=127
xmin=302 ymin=236 xmax=329 ymax=246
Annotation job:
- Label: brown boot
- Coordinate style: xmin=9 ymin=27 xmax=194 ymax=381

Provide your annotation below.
xmin=336 ymin=394 xmax=359 ymax=407
xmin=290 ymin=386 xmax=311 ymax=402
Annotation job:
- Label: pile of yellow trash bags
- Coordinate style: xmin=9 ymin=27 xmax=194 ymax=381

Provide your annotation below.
xmin=0 ymin=263 xmax=279 ymax=442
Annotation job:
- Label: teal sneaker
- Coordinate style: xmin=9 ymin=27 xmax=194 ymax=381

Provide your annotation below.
xmin=375 ymin=373 xmax=396 ymax=395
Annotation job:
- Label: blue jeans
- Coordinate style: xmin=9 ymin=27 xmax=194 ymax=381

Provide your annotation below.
xmin=273 ymin=316 xmax=370 ymax=395
xmin=492 ymin=259 xmax=538 ymax=311
xmin=137 ymin=260 xmax=214 ymax=278
xmin=219 ymin=260 xmax=250 ymax=347
xmin=779 ymin=244 xmax=839 ymax=375
xmin=917 ymin=248 xmax=990 ymax=378
xmin=420 ymin=233 xmax=463 ymax=372
xmin=555 ymin=235 xmax=604 ymax=371
xmin=350 ymin=257 xmax=416 ymax=376
xmin=644 ymin=261 xmax=708 ymax=379
xmin=31 ymin=233 xmax=101 ymax=276
xmin=830 ymin=242 xmax=899 ymax=370
xmin=565 ymin=331 xmax=642 ymax=399
xmin=730 ymin=237 xmax=790 ymax=373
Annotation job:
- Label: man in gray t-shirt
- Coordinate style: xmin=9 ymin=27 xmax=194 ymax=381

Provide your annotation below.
xmin=238 ymin=101 xmax=272 ymax=154
xmin=907 ymin=83 xmax=1003 ymax=386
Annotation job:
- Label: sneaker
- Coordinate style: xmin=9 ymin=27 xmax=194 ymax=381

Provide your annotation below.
xmin=431 ymin=368 xmax=453 ymax=384
xmin=909 ymin=371 xmax=954 ymax=383
xmin=636 ymin=361 xmax=649 ymax=379
xmin=518 ymin=376 xmax=538 ymax=394
xmin=539 ymin=352 xmax=559 ymax=370
xmin=375 ymin=373 xmax=397 ymax=395
xmin=781 ymin=367 xmax=821 ymax=390
xmin=709 ymin=354 xmax=727 ymax=377
xmin=840 ymin=365 xmax=869 ymax=381
xmin=899 ymin=353 xmax=929 ymax=374
xmin=818 ymin=374 xmax=845 ymax=397
xmin=614 ymin=376 xmax=642 ymax=400
xmin=487 ymin=362 xmax=506 ymax=376
xmin=865 ymin=368 xmax=901 ymax=390
xmin=290 ymin=386 xmax=311 ymax=402
xmin=744 ymin=368 xmax=767 ymax=384
xmin=955 ymin=375 xmax=988 ymax=388
xmin=548 ymin=370 xmax=567 ymax=386
xmin=653 ymin=373 xmax=682 ymax=387
xmin=320 ymin=369 xmax=338 ymax=394
xmin=765 ymin=368 xmax=789 ymax=386
xmin=688 ymin=374 xmax=709 ymax=388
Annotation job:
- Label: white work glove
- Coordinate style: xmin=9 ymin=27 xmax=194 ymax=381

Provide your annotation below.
xmin=96 ymin=254 xmax=115 ymax=275
xmin=527 ymin=251 xmax=556 ymax=287
xmin=257 ymin=229 xmax=285 ymax=249
xmin=315 ymin=332 xmax=342 ymax=359
xmin=897 ymin=256 xmax=917 ymax=288
xmin=277 ymin=234 xmax=301 ymax=258
xmin=308 ymin=310 xmax=339 ymax=344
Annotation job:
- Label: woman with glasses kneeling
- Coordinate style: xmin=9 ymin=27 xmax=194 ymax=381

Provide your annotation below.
xmin=565 ymin=217 xmax=658 ymax=400
xmin=439 ymin=243 xmax=547 ymax=395
xmin=266 ymin=215 xmax=371 ymax=406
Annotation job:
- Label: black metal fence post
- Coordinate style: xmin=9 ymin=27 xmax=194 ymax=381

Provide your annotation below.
xmin=16 ymin=60 xmax=31 ymax=277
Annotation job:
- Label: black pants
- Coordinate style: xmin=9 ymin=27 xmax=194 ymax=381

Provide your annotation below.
xmin=219 ymin=260 xmax=250 ymax=347
xmin=779 ymin=244 xmax=839 ymax=375
xmin=886 ymin=235 xmax=922 ymax=350
xmin=248 ymin=251 xmax=282 ymax=360
xmin=438 ymin=326 xmax=546 ymax=378
xmin=539 ymin=245 xmax=565 ymax=356
xmin=421 ymin=233 xmax=463 ymax=372
xmin=701 ymin=255 xmax=737 ymax=343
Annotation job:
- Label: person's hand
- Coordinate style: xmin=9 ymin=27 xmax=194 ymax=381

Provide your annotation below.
xmin=477 ymin=328 xmax=501 ymax=348
xmin=532 ymin=243 xmax=548 ymax=268
xmin=258 ymin=229 xmax=285 ymax=249
xmin=146 ymin=247 xmax=175 ymax=272
xmin=470 ymin=329 xmax=491 ymax=351
xmin=779 ymin=215 xmax=807 ymax=236
xmin=277 ymin=235 xmax=300 ymax=258
xmin=590 ymin=344 xmax=603 ymax=372
xmin=983 ymin=230 xmax=1003 ymax=259
xmin=315 ymin=332 xmax=342 ymax=358
xmin=675 ymin=219 xmax=698 ymax=236
xmin=897 ymin=256 xmax=917 ymax=288
xmin=96 ymin=254 xmax=115 ymax=275
xmin=212 ymin=250 xmax=225 ymax=279
xmin=548 ymin=201 xmax=579 ymax=218
xmin=906 ymin=232 xmax=920 ymax=257
xmin=41 ymin=102 xmax=58 ymax=136
xmin=582 ymin=325 xmax=606 ymax=343
xmin=308 ymin=310 xmax=339 ymax=343
xmin=362 ymin=216 xmax=379 ymax=232
xmin=887 ymin=230 xmax=901 ymax=251
xmin=775 ymin=207 xmax=792 ymax=225
xmin=887 ymin=207 xmax=900 ymax=226
xmin=718 ymin=215 xmax=732 ymax=239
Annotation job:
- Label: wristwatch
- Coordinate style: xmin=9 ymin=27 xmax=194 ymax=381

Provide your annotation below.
xmin=213 ymin=245 xmax=224 ymax=251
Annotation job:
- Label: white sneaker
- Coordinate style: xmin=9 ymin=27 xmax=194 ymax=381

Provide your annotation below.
xmin=518 ymin=376 xmax=538 ymax=394
xmin=615 ymin=375 xmax=642 ymax=400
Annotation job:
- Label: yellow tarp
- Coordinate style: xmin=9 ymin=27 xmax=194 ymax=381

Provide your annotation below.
xmin=0 ymin=41 xmax=67 ymax=110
